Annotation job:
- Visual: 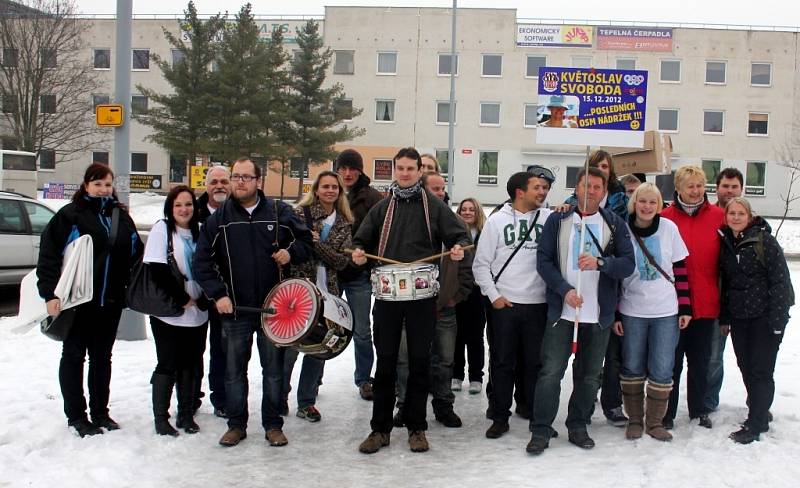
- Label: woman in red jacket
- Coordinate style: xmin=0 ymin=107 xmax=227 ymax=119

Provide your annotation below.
xmin=661 ymin=165 xmax=724 ymax=429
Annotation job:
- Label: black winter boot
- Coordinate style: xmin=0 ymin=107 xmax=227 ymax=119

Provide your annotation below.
xmin=176 ymin=369 xmax=200 ymax=434
xmin=151 ymin=373 xmax=178 ymax=436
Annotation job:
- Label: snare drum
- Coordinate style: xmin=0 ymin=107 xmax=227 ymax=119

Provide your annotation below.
xmin=261 ymin=278 xmax=353 ymax=360
xmin=370 ymin=264 xmax=440 ymax=301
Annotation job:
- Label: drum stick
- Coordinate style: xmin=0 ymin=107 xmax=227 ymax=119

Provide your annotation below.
xmin=414 ymin=244 xmax=475 ymax=263
xmin=344 ymin=248 xmax=405 ymax=265
xmin=233 ymin=305 xmax=276 ymax=315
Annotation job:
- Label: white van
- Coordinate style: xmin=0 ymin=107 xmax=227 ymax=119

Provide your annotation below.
xmin=0 ymin=150 xmax=38 ymax=198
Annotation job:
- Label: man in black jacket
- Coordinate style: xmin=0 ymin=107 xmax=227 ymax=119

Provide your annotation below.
xmin=352 ymin=147 xmax=470 ymax=454
xmin=336 ymin=149 xmax=385 ymax=400
xmin=194 ymin=158 xmax=312 ymax=448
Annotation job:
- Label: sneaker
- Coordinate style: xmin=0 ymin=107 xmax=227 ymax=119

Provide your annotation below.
xmin=359 ymin=431 xmax=390 ymax=454
xmin=697 ymin=414 xmax=713 ymax=429
xmin=408 ymin=430 xmax=429 ymax=452
xmin=297 ymin=406 xmax=322 ymax=423
xmin=92 ymin=415 xmax=120 ymax=431
xmin=434 ymin=409 xmax=462 ymax=428
xmin=359 ymin=382 xmax=374 ymax=401
xmin=393 ymin=408 xmax=405 ymax=428
xmin=526 ymin=434 xmax=550 ymax=455
xmin=219 ymin=427 xmax=247 ymax=446
xmin=213 ymin=407 xmax=228 ymax=419
xmin=604 ymin=407 xmax=628 ymax=427
xmin=70 ymin=419 xmax=103 ymax=438
xmin=730 ymin=426 xmax=760 ymax=444
xmin=485 ymin=421 xmax=509 ymax=439
xmin=568 ymin=430 xmax=595 ymax=450
xmin=266 ymin=428 xmax=288 ymax=447
xmin=451 ymin=379 xmax=463 ymax=391
xmin=468 ymin=381 xmax=482 ymax=394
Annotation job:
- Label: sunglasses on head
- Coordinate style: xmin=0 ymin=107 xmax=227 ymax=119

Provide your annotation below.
xmin=527 ymin=165 xmax=555 ymax=183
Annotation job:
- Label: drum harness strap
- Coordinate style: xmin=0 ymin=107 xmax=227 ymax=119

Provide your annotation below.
xmin=377 ymin=182 xmax=433 ymax=259
xmin=274 ymin=199 xmax=283 ymax=282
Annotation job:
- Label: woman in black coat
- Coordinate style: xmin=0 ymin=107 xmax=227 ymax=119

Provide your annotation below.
xmin=37 ymin=163 xmax=142 ymax=437
xmin=718 ymin=197 xmax=794 ymax=444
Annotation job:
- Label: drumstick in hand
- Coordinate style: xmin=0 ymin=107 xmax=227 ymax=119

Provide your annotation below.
xmin=414 ymin=244 xmax=476 ymax=263
xmin=344 ymin=248 xmax=405 ymax=265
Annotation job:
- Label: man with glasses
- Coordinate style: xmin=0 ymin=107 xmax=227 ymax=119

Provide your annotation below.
xmin=195 ymin=157 xmax=313 ymax=448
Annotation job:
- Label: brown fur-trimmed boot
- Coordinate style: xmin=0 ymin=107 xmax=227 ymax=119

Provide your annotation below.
xmin=646 ymin=382 xmax=673 ymax=441
xmin=621 ymin=376 xmax=645 ymax=440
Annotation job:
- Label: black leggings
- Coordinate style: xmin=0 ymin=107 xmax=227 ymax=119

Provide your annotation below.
xmin=150 ymin=317 xmax=208 ymax=377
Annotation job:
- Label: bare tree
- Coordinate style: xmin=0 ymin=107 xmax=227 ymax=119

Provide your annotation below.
xmin=774 ymin=125 xmax=800 ymax=239
xmin=0 ymin=0 xmax=108 ymax=161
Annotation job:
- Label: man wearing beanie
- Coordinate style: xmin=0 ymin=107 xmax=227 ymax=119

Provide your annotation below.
xmin=336 ymin=149 xmax=384 ymax=400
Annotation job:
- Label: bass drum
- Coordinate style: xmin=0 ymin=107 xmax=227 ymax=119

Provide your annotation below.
xmin=261 ymin=278 xmax=353 ymax=360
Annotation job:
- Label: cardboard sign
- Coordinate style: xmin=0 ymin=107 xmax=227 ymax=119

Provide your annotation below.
xmin=602 ymin=131 xmax=673 ymax=175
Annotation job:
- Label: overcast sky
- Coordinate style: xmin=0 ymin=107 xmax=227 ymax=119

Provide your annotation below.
xmin=70 ymin=1 xmax=800 ymax=29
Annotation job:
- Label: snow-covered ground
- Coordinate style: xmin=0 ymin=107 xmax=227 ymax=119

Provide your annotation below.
xmin=2 ymin=264 xmax=800 ymax=487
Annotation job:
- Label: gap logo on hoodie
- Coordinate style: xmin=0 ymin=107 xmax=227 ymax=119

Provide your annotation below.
xmin=503 ymin=220 xmax=544 ymax=247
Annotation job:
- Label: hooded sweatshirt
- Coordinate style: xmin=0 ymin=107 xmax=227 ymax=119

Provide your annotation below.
xmin=472 ymin=203 xmax=551 ymax=304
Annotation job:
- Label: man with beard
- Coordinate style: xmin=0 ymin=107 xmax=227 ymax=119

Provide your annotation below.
xmin=195 ymin=158 xmax=313 ymax=448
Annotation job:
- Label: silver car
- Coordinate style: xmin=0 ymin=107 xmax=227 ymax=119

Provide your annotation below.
xmin=0 ymin=191 xmax=56 ymax=286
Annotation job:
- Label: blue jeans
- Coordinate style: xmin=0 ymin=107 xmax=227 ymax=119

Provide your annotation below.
xmin=705 ymin=320 xmax=726 ymax=411
xmin=341 ymin=274 xmax=375 ymax=387
xmin=221 ymin=315 xmax=285 ymax=431
xmin=283 ymin=350 xmax=325 ymax=409
xmin=620 ymin=314 xmax=680 ymax=384
xmin=531 ymin=320 xmax=611 ymax=436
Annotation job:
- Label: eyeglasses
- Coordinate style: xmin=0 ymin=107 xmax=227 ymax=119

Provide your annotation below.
xmin=208 ymin=179 xmax=230 ymax=186
xmin=230 ymin=174 xmax=257 ymax=182
xmin=527 ymin=165 xmax=555 ymax=183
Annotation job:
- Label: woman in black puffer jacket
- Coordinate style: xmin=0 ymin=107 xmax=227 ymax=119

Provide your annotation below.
xmin=718 ymin=197 xmax=794 ymax=444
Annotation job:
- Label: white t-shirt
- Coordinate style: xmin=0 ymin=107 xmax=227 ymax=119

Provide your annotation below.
xmin=315 ymin=210 xmax=337 ymax=291
xmin=561 ymin=212 xmax=604 ymax=324
xmin=143 ymin=220 xmax=208 ymax=327
xmin=619 ymin=217 xmax=689 ymax=318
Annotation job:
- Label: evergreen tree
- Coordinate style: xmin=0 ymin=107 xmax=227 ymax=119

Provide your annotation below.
xmin=134 ymin=1 xmax=225 ymax=170
xmin=289 ymin=19 xmax=364 ymax=199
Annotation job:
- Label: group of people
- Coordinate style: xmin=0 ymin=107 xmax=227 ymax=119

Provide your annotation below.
xmin=36 ymin=147 xmax=792 ymax=455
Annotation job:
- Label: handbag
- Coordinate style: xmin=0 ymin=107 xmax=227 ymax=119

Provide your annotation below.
xmin=40 ymin=307 xmax=77 ymax=341
xmin=126 ymin=223 xmax=186 ymax=317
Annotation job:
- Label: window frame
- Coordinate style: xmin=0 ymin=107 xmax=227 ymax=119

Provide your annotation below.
xmin=131 ymin=95 xmax=149 ymax=115
xmin=92 ymin=94 xmax=110 ymax=114
xmin=92 ymin=151 xmax=110 ymax=165
xmin=334 ymin=98 xmax=354 ymax=122
xmin=40 ymin=94 xmax=57 ymax=114
xmin=374 ymin=99 xmax=396 ymax=123
xmin=131 ymin=48 xmax=150 ymax=71
xmin=523 ymin=103 xmax=539 ymax=128
xmin=745 ymin=161 xmax=767 ymax=196
xmin=747 ymin=112 xmax=769 ymax=137
xmin=481 ymin=53 xmax=503 ymax=77
xmin=657 ymin=108 xmax=679 ymax=133
xmin=525 ymin=55 xmax=546 ymax=79
xmin=479 ymin=102 xmax=501 ymax=127
xmin=750 ymin=62 xmax=772 ymax=87
xmin=1 ymin=47 xmax=18 ymax=68
xmin=436 ymin=100 xmax=457 ymax=125
xmin=130 ymin=152 xmax=148 ymax=173
xmin=93 ymin=48 xmax=111 ymax=70
xmin=376 ymin=51 xmax=397 ymax=76
xmin=705 ymin=60 xmax=727 ymax=85
xmin=171 ymin=48 xmax=186 ymax=67
xmin=333 ymin=50 xmax=355 ymax=75
xmin=659 ymin=59 xmax=681 ymax=83
xmin=615 ymin=57 xmax=636 ymax=70
xmin=701 ymin=159 xmax=722 ymax=193
xmin=40 ymin=49 xmax=57 ymax=69
xmin=702 ymin=110 xmax=725 ymax=135
xmin=437 ymin=53 xmax=459 ymax=77
xmin=38 ymin=149 xmax=56 ymax=171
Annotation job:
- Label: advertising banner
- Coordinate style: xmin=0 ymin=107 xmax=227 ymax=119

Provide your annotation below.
xmin=373 ymin=159 xmax=393 ymax=181
xmin=536 ymin=67 xmax=648 ymax=147
xmin=516 ymin=24 xmax=593 ymax=48
xmin=597 ymin=26 xmax=673 ymax=52
xmin=190 ymin=165 xmax=207 ymax=190
xmin=130 ymin=174 xmax=164 ymax=191
xmin=42 ymin=183 xmax=79 ymax=200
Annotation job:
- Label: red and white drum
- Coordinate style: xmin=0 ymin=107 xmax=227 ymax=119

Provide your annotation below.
xmin=261 ymin=278 xmax=353 ymax=360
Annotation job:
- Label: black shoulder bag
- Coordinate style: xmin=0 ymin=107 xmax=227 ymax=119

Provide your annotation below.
xmin=492 ymin=210 xmax=540 ymax=284
xmin=126 ymin=221 xmax=187 ymax=317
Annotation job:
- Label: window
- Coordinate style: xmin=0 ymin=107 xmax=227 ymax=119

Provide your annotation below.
xmin=41 ymin=49 xmax=56 ymax=69
xmin=92 ymin=94 xmax=110 ymax=114
xmin=169 ymin=154 xmax=185 ymax=182
xmin=333 ymin=50 xmax=354 ymax=74
xmin=525 ymin=55 xmax=546 ymax=78
xmin=2 ymin=47 xmax=18 ymax=68
xmin=660 ymin=59 xmax=681 ymax=82
xmin=745 ymin=161 xmax=766 ymax=196
xmin=2 ymin=95 xmax=16 ymax=114
xmin=566 ymin=166 xmax=581 ymax=189
xmin=705 ymin=61 xmax=726 ymax=84
xmin=748 ymin=113 xmax=769 ymax=136
xmin=438 ymin=54 xmax=458 ymax=76
xmin=702 ymin=160 xmax=721 ymax=193
xmin=482 ymin=54 xmax=502 ymax=77
xmin=93 ymin=151 xmax=109 ymax=165
xmin=436 ymin=101 xmax=456 ymax=124
xmin=524 ymin=103 xmax=539 ymax=127
xmin=289 ymin=157 xmax=308 ymax=178
xmin=40 ymin=95 xmax=56 ymax=114
xmin=477 ymin=151 xmax=498 ymax=185
xmin=132 ymin=49 xmax=150 ymax=70
xmin=480 ymin=102 xmax=501 ymax=126
xmin=23 ymin=202 xmax=55 ymax=234
xmin=373 ymin=159 xmax=393 ymax=181
xmin=375 ymin=100 xmax=395 ymax=122
xmin=751 ymin=63 xmax=772 ymax=86
xmin=703 ymin=110 xmax=724 ymax=134
xmin=38 ymin=149 xmax=55 ymax=170
xmin=434 ymin=149 xmax=449 ymax=175
xmin=658 ymin=109 xmax=679 ymax=132
xmin=93 ymin=49 xmax=110 ymax=69
xmin=571 ymin=56 xmax=592 ymax=68
xmin=0 ymin=200 xmax=26 ymax=234
xmin=131 ymin=95 xmax=148 ymax=115
xmin=171 ymin=49 xmax=186 ymax=67
xmin=334 ymin=98 xmax=353 ymax=121
xmin=131 ymin=152 xmax=147 ymax=172
xmin=616 ymin=58 xmax=636 ymax=70
xmin=376 ymin=52 xmax=397 ymax=75
xmin=655 ymin=171 xmax=676 ymax=201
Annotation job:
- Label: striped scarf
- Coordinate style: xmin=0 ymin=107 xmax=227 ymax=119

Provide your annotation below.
xmin=377 ymin=180 xmax=432 ymax=258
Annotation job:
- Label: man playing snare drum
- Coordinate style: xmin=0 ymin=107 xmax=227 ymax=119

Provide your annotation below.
xmin=351 ymin=147 xmax=470 ymax=454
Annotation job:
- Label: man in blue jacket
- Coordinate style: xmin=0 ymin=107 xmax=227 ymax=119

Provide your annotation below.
xmin=528 ymin=167 xmax=635 ymax=455
xmin=194 ymin=157 xmax=313 ymax=448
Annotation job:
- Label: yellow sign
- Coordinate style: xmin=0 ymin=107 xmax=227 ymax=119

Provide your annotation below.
xmin=96 ymin=104 xmax=124 ymax=127
xmin=302 ymin=183 xmax=311 ymax=194
xmin=190 ymin=165 xmax=208 ymax=190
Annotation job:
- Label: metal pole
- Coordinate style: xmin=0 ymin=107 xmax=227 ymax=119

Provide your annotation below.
xmin=446 ymin=0 xmax=457 ymax=200
xmin=113 ymin=0 xmax=132 ymax=206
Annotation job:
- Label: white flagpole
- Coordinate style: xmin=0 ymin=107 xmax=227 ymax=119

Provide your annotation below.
xmin=572 ymin=145 xmax=591 ymax=355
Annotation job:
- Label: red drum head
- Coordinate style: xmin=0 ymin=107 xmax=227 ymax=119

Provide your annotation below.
xmin=263 ymin=279 xmax=320 ymax=345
